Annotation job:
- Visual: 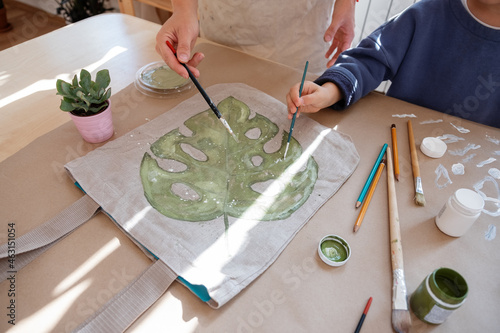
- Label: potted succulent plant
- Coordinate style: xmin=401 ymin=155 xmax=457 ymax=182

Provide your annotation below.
xmin=56 ymin=0 xmax=113 ymax=23
xmin=0 ymin=0 xmax=13 ymax=33
xmin=56 ymin=69 xmax=114 ymax=143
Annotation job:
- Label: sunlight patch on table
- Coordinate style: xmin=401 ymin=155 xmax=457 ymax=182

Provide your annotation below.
xmin=0 ymin=46 xmax=126 ymax=109
xmin=13 ymin=280 xmax=91 ymax=333
xmin=53 ymin=238 xmax=121 ymax=296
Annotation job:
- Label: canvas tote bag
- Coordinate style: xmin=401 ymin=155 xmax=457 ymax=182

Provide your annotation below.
xmin=0 ymin=84 xmax=359 ymax=331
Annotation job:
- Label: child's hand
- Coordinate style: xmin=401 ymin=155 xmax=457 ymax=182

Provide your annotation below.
xmin=286 ymin=82 xmax=341 ymax=119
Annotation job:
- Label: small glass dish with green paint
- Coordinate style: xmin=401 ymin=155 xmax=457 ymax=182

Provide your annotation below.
xmin=318 ymin=235 xmax=351 ymax=266
xmin=135 ymin=61 xmax=192 ymax=98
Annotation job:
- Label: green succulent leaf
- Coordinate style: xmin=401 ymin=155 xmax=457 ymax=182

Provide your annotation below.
xmin=56 ymin=69 xmax=111 ymax=115
xmin=140 ymin=96 xmax=318 ymax=226
xmin=79 ymin=69 xmax=92 ymax=93
xmin=59 ymin=99 xmax=75 ymax=112
xmin=103 ymin=88 xmax=112 ymax=101
xmin=76 ymin=90 xmax=90 ymax=106
xmin=56 ymin=79 xmax=73 ymax=97
xmin=97 ymin=87 xmax=104 ymax=99
xmin=95 ymin=69 xmax=110 ymax=90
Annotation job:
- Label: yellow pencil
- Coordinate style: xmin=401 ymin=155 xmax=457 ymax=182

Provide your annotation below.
xmin=391 ymin=124 xmax=400 ymax=181
xmin=354 ymin=159 xmax=386 ymax=233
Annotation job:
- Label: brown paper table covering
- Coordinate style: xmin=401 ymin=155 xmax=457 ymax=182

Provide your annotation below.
xmin=1 ymin=40 xmax=499 ymax=332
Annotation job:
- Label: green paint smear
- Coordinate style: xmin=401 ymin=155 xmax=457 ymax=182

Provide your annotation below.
xmin=140 ymin=96 xmax=318 ymax=227
xmin=142 ymin=65 xmax=189 ymax=89
xmin=321 ymin=240 xmax=348 ymax=262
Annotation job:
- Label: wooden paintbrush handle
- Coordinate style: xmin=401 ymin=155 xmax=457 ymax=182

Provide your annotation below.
xmin=407 ymin=120 xmax=420 ymax=178
xmin=386 ymin=147 xmax=404 ymax=270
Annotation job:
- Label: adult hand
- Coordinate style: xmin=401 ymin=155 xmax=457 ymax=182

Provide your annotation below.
xmin=155 ymin=1 xmax=204 ymax=78
xmin=286 ymin=82 xmax=342 ymax=119
xmin=324 ymin=0 xmax=356 ymax=67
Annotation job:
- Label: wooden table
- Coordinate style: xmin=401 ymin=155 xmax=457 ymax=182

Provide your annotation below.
xmin=1 ymin=13 xmax=499 ymax=333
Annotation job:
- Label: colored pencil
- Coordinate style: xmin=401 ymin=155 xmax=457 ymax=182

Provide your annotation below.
xmin=353 ymin=159 xmax=386 ymax=233
xmin=386 ymin=147 xmax=412 ymax=333
xmin=355 ymin=143 xmax=388 ymax=208
xmin=284 ymin=60 xmax=309 ymax=158
xmin=407 ymin=120 xmax=425 ymax=206
xmin=354 ymin=297 xmax=373 ymax=333
xmin=391 ymin=124 xmax=400 ymax=181
xmin=166 ymin=41 xmax=238 ymax=142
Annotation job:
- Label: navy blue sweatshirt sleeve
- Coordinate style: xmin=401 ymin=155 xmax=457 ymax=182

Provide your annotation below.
xmin=314 ymin=8 xmax=417 ymax=110
xmin=312 ymin=0 xmax=500 ymax=128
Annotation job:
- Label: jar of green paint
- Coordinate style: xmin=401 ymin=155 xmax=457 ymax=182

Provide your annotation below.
xmin=410 ymin=268 xmax=468 ymax=324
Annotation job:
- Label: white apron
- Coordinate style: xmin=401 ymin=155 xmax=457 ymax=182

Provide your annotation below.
xmin=199 ymin=0 xmax=335 ymax=74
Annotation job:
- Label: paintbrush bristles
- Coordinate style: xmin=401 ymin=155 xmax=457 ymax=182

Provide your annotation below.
xmin=407 ymin=120 xmax=425 ymax=206
xmin=392 ymin=309 xmax=412 ymax=333
xmin=414 ymin=192 xmax=426 ymax=206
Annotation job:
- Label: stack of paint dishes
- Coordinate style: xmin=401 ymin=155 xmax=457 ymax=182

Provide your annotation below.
xmin=135 ymin=61 xmax=192 ymax=98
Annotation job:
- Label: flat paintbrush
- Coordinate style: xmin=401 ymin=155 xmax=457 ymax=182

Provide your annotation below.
xmin=284 ymin=61 xmax=308 ymax=158
xmin=407 ymin=120 xmax=425 ymax=206
xmin=166 ymin=41 xmax=238 ymax=142
xmin=386 ymin=147 xmax=412 ymax=333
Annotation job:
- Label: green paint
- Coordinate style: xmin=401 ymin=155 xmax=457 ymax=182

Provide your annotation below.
xmin=435 ymin=275 xmax=464 ymax=298
xmin=141 ymin=65 xmax=189 ymax=89
xmin=410 ymin=268 xmax=468 ymax=324
xmin=320 ymin=240 xmax=348 ymax=262
xmin=140 ymin=96 xmax=318 ymax=226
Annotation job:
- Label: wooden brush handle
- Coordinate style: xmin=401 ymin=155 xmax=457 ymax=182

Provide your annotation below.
xmin=386 ymin=147 xmax=404 ymax=270
xmin=407 ymin=120 xmax=420 ymax=178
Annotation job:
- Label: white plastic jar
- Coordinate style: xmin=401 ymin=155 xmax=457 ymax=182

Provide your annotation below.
xmin=435 ymin=189 xmax=484 ymax=237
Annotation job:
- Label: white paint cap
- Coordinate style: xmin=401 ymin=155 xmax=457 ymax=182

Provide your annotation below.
xmin=420 ymin=137 xmax=447 ymax=158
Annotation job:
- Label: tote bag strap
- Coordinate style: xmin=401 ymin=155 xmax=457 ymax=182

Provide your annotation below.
xmin=73 ymin=259 xmax=177 ymax=333
xmin=0 ymin=194 xmax=100 ymax=281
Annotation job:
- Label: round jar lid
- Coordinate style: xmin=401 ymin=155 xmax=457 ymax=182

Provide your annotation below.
xmin=135 ymin=61 xmax=192 ymax=98
xmin=318 ymin=235 xmax=351 ymax=266
xmin=420 ymin=137 xmax=447 ymax=158
xmin=454 ymin=188 xmax=485 ymax=212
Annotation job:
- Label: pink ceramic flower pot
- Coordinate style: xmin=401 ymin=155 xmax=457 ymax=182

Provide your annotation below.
xmin=69 ymin=100 xmax=114 ymax=143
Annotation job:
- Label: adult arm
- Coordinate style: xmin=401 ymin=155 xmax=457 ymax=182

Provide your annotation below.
xmin=155 ymin=0 xmax=204 ymax=78
xmin=324 ymin=0 xmax=356 ymax=66
xmin=288 ymin=8 xmax=418 ymax=116
xmin=316 ymin=10 xmax=416 ymax=110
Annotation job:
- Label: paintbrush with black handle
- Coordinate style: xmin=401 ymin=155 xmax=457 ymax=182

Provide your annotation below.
xmin=166 ymin=41 xmax=238 ymax=142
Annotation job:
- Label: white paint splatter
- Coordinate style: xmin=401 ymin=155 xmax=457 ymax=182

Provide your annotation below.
xmin=450 ymin=123 xmax=470 ymax=134
xmin=485 ymin=225 xmax=496 ymax=241
xmin=420 ymin=119 xmax=443 ymax=124
xmin=495 ymin=151 xmax=500 ymax=156
xmin=435 ymin=164 xmax=452 ymax=189
xmin=485 ymin=135 xmax=500 ymax=145
xmin=488 ymin=168 xmax=500 ymax=179
xmin=437 ymin=134 xmax=464 ymax=144
xmin=392 ymin=114 xmax=417 ymax=118
xmin=448 ymin=143 xmax=481 ymax=156
xmin=473 ymin=176 xmax=500 ymax=217
xmin=476 ymin=157 xmax=496 ymax=168
xmin=462 ymin=154 xmax=476 ymax=163
xmin=452 ymin=163 xmax=465 ymax=175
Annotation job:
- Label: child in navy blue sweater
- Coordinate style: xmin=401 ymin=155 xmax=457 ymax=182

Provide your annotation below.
xmin=287 ymin=0 xmax=500 ymax=128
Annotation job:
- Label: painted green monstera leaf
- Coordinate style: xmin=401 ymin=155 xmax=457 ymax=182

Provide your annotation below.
xmin=140 ymin=96 xmax=318 ymax=227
